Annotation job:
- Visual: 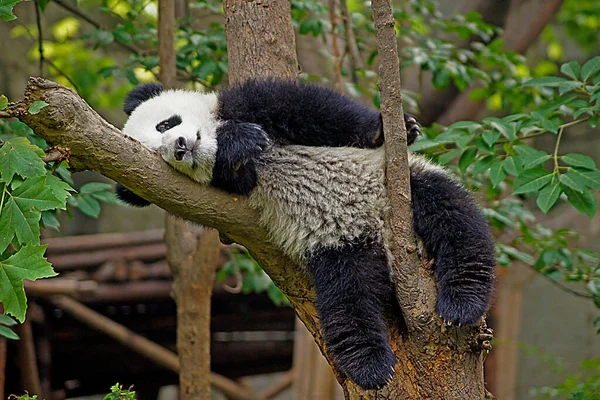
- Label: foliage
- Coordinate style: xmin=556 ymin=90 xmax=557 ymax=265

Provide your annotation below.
xmin=0 ymin=313 xmax=19 ymax=340
xmin=8 ymin=394 xmax=37 ymax=400
xmin=104 ymin=383 xmax=136 ymax=400
xmin=0 ymin=103 xmax=118 ymax=321
xmin=413 ymin=57 xmax=600 ymax=301
xmin=9 ymin=384 xmax=136 ymax=400
xmin=531 ymin=358 xmax=600 ymax=399
xmin=556 ymin=0 xmax=600 ymax=54
xmin=217 ymin=249 xmax=289 ymax=306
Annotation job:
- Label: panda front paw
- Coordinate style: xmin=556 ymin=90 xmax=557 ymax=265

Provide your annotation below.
xmin=336 ymin=343 xmax=397 ymax=390
xmin=404 ymin=113 xmax=421 ymax=146
xmin=217 ymin=122 xmax=270 ymax=169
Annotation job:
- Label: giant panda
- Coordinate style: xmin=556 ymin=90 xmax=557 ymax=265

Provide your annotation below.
xmin=116 ymin=78 xmax=496 ymax=390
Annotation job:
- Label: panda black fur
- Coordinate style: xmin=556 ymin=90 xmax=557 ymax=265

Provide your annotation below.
xmin=117 ymin=78 xmax=496 ymax=390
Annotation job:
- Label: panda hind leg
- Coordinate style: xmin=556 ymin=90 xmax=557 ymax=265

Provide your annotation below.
xmin=307 ymin=237 xmax=397 ymax=390
xmin=410 ymin=163 xmax=496 ymax=326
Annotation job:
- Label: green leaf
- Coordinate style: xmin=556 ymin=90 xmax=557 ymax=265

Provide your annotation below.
xmin=432 ymin=68 xmax=450 ymax=89
xmin=409 ymin=138 xmax=439 ymax=152
xmin=0 ymin=314 xmax=17 ymax=326
xmin=541 ymin=118 xmax=560 ymax=134
xmin=536 ymin=182 xmax=562 ymax=213
xmin=569 ymin=168 xmax=600 ymax=190
xmin=0 ymin=0 xmax=20 ymax=21
xmin=113 ymin=29 xmax=132 ymax=44
xmin=503 ymin=156 xmax=523 ymax=176
xmin=513 ymin=145 xmax=539 ymax=157
xmin=80 ymin=182 xmax=112 ymax=194
xmin=435 ymin=129 xmax=466 ymax=144
xmin=0 ymin=325 xmax=19 ymax=340
xmin=41 ymin=211 xmax=60 ymax=231
xmin=91 ymin=191 xmax=119 ymax=205
xmin=513 ymin=168 xmax=553 ymax=195
xmin=458 ymin=148 xmax=477 ymax=173
xmin=38 ymin=0 xmax=48 ymax=11
xmin=482 ymin=130 xmax=501 ymax=147
xmin=558 ymin=81 xmax=584 ymax=95
xmin=0 ymin=95 xmax=7 ymax=111
xmin=522 ymin=153 xmax=552 ymax=170
xmin=484 ymin=118 xmax=515 ymax=141
xmin=563 ymin=187 xmax=598 ymax=218
xmin=76 ymin=194 xmax=101 ymax=218
xmin=27 ymin=101 xmax=48 ymax=115
xmin=11 ymin=176 xmax=64 ymax=212
xmin=45 ymin=174 xmax=73 ymax=209
xmin=0 ymin=244 xmax=57 ymax=322
xmin=588 ymin=279 xmax=600 ymax=296
xmin=559 ymin=173 xmax=585 ymax=192
xmin=537 ymin=95 xmax=578 ymax=114
xmin=523 ymin=76 xmax=569 ymax=87
xmin=0 ymin=197 xmax=41 ymax=252
xmin=472 ymin=155 xmax=497 ymax=175
xmin=561 ymin=153 xmax=596 ymax=170
xmin=501 ymin=244 xmax=535 ymax=265
xmin=489 ymin=160 xmax=506 ymax=188
xmin=0 ymin=137 xmax=46 ymax=184
xmin=560 ymin=61 xmax=580 ymax=80
xmin=581 ymin=56 xmax=600 ymax=82
xmin=437 ymin=148 xmax=462 ymax=165
xmin=447 ymin=121 xmax=481 ymax=131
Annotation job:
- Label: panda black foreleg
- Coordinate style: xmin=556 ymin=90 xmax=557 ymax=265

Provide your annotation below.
xmin=307 ymin=237 xmax=397 ymax=390
xmin=115 ymin=183 xmax=152 ymax=207
xmin=211 ymin=121 xmax=271 ymax=195
xmin=410 ymin=165 xmax=496 ymax=325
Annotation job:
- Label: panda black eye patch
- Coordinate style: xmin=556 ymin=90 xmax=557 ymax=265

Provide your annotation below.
xmin=155 ymin=115 xmax=182 ymax=133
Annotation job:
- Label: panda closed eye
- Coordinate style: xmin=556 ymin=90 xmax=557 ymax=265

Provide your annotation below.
xmin=155 ymin=115 xmax=182 ymax=133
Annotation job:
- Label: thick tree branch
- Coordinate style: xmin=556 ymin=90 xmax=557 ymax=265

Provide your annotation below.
xmin=372 ymin=0 xmax=429 ymax=330
xmin=370 ymin=1 xmax=488 ymax=398
xmin=7 ymin=78 xmax=312 ymax=312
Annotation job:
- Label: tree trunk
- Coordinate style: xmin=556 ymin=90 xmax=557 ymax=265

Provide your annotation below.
xmin=166 ymin=219 xmax=220 ymax=400
xmin=224 ymin=1 xmax=489 ymax=398
xmin=158 ymin=1 xmax=221 ymax=399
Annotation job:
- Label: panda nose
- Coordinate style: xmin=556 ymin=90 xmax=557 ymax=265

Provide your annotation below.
xmin=175 ymin=137 xmax=187 ymax=161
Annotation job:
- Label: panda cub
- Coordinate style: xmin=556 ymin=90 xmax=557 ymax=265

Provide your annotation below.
xmin=117 ymin=78 xmax=496 ymax=390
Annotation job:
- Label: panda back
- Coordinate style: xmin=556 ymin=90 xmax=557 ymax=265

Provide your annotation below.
xmin=250 ymin=146 xmax=388 ymax=263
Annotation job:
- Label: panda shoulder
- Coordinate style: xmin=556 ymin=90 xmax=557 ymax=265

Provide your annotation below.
xmin=408 ymin=152 xmax=453 ymax=177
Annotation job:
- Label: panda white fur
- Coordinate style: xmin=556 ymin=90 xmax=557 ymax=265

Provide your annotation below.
xmin=117 ymin=78 xmax=496 ymax=390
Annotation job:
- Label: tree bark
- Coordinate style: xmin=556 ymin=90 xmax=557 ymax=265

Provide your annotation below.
xmin=167 ymin=220 xmax=220 ymax=400
xmin=224 ymin=0 xmax=298 ymax=84
xmin=158 ymin=0 xmax=221 ymax=398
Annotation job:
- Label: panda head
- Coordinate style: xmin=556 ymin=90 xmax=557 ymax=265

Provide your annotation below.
xmin=122 ymin=83 xmax=221 ymax=184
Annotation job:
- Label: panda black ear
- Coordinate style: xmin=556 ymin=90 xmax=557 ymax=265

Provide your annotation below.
xmin=123 ymin=83 xmax=164 ymax=115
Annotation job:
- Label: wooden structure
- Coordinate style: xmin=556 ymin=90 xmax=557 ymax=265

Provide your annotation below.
xmin=3 ymin=230 xmax=297 ymax=399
